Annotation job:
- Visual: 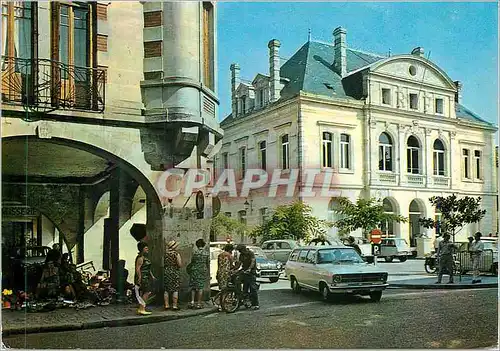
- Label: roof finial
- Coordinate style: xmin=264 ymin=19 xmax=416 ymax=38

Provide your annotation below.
xmin=308 ymin=28 xmax=312 ymax=42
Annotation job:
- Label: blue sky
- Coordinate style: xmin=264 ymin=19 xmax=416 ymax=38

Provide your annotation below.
xmin=216 ymin=1 xmax=498 ymax=127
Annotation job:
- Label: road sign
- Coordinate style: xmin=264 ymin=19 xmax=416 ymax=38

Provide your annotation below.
xmin=370 ymin=229 xmax=382 ymax=244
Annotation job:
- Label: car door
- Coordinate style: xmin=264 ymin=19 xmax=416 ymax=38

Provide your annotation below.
xmin=302 ymin=249 xmax=319 ymax=288
xmin=295 ymin=249 xmax=310 ymax=285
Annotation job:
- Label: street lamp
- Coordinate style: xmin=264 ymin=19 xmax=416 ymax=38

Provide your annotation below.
xmin=244 ymin=198 xmax=253 ymax=213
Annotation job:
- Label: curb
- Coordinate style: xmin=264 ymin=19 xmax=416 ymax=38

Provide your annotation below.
xmin=2 ymin=307 xmax=218 ymax=336
xmin=388 ymin=282 xmax=498 ymax=289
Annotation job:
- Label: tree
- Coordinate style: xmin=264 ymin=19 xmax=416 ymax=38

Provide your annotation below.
xmin=419 ymin=194 xmax=486 ymax=242
xmin=250 ymin=201 xmax=331 ymax=243
xmin=210 ymin=213 xmax=249 ymax=241
xmin=333 ymin=197 xmax=407 ymax=239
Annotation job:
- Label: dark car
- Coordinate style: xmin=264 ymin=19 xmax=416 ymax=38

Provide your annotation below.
xmin=247 ymin=246 xmax=283 ymax=283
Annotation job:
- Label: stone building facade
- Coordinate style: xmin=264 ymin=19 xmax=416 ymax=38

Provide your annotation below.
xmin=1 ymin=1 xmax=222 ymax=297
xmin=217 ymin=27 xmax=497 ymax=247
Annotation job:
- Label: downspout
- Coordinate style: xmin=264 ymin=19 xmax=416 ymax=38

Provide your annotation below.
xmin=363 ymin=75 xmax=372 ymax=199
xmin=297 ymin=94 xmax=303 ymax=202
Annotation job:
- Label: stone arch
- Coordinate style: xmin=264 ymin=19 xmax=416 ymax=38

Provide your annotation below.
xmin=94 ymin=192 xmax=110 ymax=222
xmin=381 ymin=197 xmax=400 ymax=238
xmin=408 ymin=198 xmax=426 ymax=246
xmin=2 ymin=135 xmax=164 ymax=270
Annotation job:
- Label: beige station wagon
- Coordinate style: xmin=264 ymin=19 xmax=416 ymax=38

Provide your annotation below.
xmin=285 ymin=245 xmax=389 ymax=302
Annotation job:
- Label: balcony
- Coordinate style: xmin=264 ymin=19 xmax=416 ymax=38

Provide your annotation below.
xmin=405 ymin=174 xmax=426 ymax=187
xmin=1 ymin=56 xmax=105 ymax=113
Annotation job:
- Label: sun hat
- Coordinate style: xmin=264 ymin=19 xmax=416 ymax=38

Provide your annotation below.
xmin=166 ymin=240 xmax=179 ymax=250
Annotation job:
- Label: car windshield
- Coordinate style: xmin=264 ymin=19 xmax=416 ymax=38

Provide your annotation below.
xmin=248 ymin=247 xmax=268 ymax=258
xmin=317 ymin=248 xmax=364 ymax=264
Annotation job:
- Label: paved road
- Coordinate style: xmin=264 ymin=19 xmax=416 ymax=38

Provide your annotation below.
xmin=4 ymin=287 xmax=497 ymax=349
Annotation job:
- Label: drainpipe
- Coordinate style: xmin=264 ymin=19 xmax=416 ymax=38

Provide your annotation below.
xmin=297 ymin=95 xmax=303 ymax=202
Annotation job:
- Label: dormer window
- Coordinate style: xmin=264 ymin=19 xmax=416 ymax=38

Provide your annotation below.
xmin=435 ymin=98 xmax=444 ymax=114
xmin=409 ymin=93 xmax=418 ymax=110
xmin=382 ymin=88 xmax=391 ymax=105
xmin=241 ymin=96 xmax=246 ymax=114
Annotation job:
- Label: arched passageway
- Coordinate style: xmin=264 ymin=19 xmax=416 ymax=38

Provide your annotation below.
xmin=2 ymin=136 xmax=163 ymax=284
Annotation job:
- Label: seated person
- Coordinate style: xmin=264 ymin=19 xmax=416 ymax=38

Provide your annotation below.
xmin=37 ymin=260 xmax=60 ymax=300
xmin=60 ymin=253 xmax=77 ymax=300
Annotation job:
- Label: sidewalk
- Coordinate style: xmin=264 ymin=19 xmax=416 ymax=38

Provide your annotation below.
xmin=388 ymin=274 xmax=498 ymax=289
xmin=2 ymin=302 xmax=217 ymax=336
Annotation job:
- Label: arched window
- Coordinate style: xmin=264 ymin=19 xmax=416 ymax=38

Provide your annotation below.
xmin=322 ymin=132 xmax=332 ymax=168
xmin=378 ymin=132 xmax=393 ymax=171
xmin=433 ymin=139 xmax=445 ymax=176
xmin=340 ymin=134 xmax=351 ymax=169
xmin=380 ymin=198 xmax=394 ymax=238
xmin=281 ymin=134 xmax=290 ymax=169
xmin=406 ymin=136 xmax=420 ymax=174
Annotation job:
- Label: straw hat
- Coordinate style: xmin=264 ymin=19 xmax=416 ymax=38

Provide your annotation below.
xmin=166 ymin=240 xmax=179 ymax=250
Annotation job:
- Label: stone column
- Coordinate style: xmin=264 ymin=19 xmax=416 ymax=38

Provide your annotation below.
xmin=109 ymin=169 xmax=120 ymax=281
xmin=76 ymin=187 xmax=85 ymax=263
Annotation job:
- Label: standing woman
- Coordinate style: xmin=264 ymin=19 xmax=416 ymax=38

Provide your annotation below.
xmin=135 ymin=241 xmax=156 ymax=315
xmin=164 ymin=240 xmax=182 ymax=310
xmin=188 ymin=239 xmax=210 ymax=309
xmin=215 ymin=244 xmax=235 ymax=311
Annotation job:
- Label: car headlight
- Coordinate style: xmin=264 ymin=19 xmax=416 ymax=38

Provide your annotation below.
xmin=381 ymin=273 xmax=388 ymax=282
xmin=276 ymin=262 xmax=282 ymax=270
xmin=256 ymin=263 xmax=261 ymax=270
xmin=332 ymin=275 xmax=342 ymax=284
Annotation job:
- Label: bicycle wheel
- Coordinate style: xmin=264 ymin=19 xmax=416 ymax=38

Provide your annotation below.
xmin=220 ymin=290 xmax=239 ymax=313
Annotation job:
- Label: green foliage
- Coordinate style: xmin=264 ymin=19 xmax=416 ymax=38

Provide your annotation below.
xmin=250 ymin=201 xmax=332 ymax=243
xmin=333 ymin=197 xmax=407 ymax=238
xmin=210 ymin=213 xmax=248 ymax=240
xmin=419 ymin=194 xmax=486 ymax=241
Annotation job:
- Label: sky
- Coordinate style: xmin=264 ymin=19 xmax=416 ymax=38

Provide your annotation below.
xmin=216 ymin=1 xmax=498 ymax=128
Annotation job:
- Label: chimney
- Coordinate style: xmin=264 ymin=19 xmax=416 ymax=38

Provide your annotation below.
xmin=333 ymin=27 xmax=347 ymax=78
xmin=230 ymin=63 xmax=240 ymax=116
xmin=268 ymin=39 xmax=282 ymax=103
xmin=454 ymin=80 xmax=462 ymax=104
xmin=411 ymin=47 xmax=425 ymax=57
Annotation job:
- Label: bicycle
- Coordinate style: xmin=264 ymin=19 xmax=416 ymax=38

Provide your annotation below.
xmin=214 ymin=270 xmax=258 ymax=313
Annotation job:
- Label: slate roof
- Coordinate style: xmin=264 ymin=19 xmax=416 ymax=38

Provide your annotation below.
xmin=221 ymin=40 xmax=495 ymax=129
xmin=455 ymin=103 xmax=495 ymax=127
xmin=279 ymin=40 xmax=384 ymax=100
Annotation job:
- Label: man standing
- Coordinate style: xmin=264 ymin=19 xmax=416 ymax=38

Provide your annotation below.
xmin=236 ymin=244 xmax=259 ymax=310
xmin=469 ymin=232 xmax=484 ymax=284
xmin=436 ymin=234 xmax=455 ymax=284
xmin=434 ymin=234 xmax=443 ymax=254
xmin=347 ymin=236 xmax=362 ymax=256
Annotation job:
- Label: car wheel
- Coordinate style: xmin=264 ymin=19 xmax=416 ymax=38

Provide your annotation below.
xmin=384 ymin=256 xmax=394 ymax=263
xmin=269 ymin=277 xmax=279 ymax=283
xmin=290 ymin=276 xmax=301 ymax=294
xmin=398 ymin=256 xmax=407 ymax=263
xmin=369 ymin=291 xmax=382 ymax=302
xmin=320 ymin=283 xmax=331 ymax=302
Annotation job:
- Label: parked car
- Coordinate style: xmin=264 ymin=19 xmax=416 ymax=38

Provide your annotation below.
xmin=209 ymin=247 xmax=223 ymax=286
xmin=247 ymin=246 xmax=282 ymax=283
xmin=456 ymin=238 xmax=498 ymax=275
xmin=261 ymin=239 xmax=300 ymax=264
xmin=285 ymin=245 xmax=389 ymax=302
xmin=11 ymin=246 xmax=50 ymax=266
xmin=378 ymin=238 xmax=413 ymax=262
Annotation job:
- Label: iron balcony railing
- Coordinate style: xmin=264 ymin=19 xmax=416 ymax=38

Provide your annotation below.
xmin=1 ymin=56 xmax=105 ymax=113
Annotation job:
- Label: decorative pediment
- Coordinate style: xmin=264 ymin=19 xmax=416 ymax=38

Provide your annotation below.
xmin=370 ymin=56 xmax=457 ymax=90
xmin=252 ymin=73 xmax=270 ymax=87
